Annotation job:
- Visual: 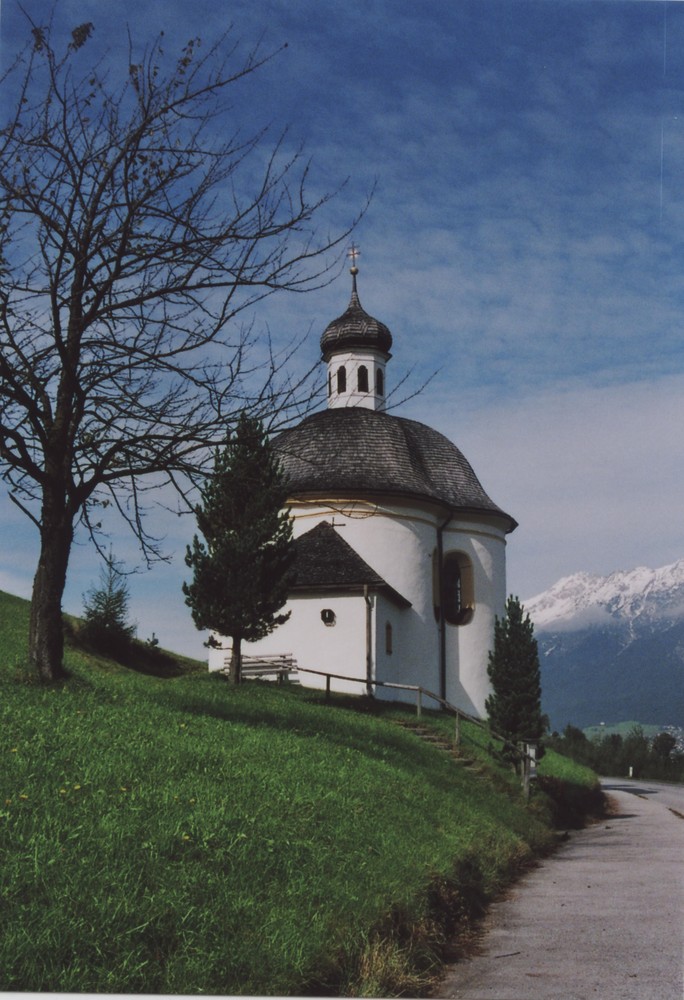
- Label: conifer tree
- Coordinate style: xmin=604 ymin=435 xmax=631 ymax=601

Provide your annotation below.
xmin=485 ymin=595 xmax=544 ymax=745
xmin=183 ymin=413 xmax=294 ymax=684
xmin=82 ymin=550 xmax=135 ymax=651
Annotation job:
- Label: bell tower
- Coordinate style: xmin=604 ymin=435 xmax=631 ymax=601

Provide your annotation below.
xmin=320 ymin=248 xmax=393 ymax=411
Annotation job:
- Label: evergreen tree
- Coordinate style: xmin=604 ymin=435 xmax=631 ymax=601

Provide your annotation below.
xmin=183 ymin=413 xmax=295 ymax=684
xmin=485 ymin=595 xmax=544 ymax=745
xmin=651 ymin=731 xmax=677 ymax=761
xmin=82 ymin=551 xmax=135 ymax=650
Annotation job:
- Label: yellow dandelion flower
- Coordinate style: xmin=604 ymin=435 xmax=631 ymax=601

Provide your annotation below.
xmin=182 ymin=834 xmax=191 ymax=841
xmin=19 ymin=794 xmax=28 ymax=801
xmin=59 ymin=788 xmax=67 ymax=795
xmin=10 ymin=748 xmax=18 ymax=753
xmin=73 ymin=784 xmax=81 ymax=791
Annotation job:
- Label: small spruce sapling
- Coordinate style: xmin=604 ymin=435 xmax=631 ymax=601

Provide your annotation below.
xmin=183 ymin=413 xmax=295 ymax=684
xmin=82 ymin=551 xmax=135 ymax=652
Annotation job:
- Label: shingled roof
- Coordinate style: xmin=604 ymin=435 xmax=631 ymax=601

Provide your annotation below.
xmin=291 ymin=521 xmax=411 ymax=606
xmin=320 ymin=272 xmax=393 ymax=360
xmin=273 ymin=408 xmax=517 ymax=531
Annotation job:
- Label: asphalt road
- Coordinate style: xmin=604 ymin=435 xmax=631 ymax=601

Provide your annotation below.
xmin=437 ymin=777 xmax=684 ymax=1000
xmin=602 ymin=775 xmax=684 ymax=815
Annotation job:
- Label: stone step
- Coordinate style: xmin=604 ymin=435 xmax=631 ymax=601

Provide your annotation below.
xmin=393 ymin=719 xmax=469 ymax=757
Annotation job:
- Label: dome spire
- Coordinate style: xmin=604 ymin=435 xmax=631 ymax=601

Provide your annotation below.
xmin=321 ymin=245 xmax=392 ymax=412
xmin=348 ymin=243 xmax=361 ymax=303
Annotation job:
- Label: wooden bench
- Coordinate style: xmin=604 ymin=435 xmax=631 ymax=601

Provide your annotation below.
xmin=221 ymin=654 xmax=298 ymax=685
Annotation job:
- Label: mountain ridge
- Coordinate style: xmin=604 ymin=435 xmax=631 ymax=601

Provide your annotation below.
xmin=523 ymin=558 xmax=684 ymax=730
xmin=525 ymin=557 xmax=684 ymax=631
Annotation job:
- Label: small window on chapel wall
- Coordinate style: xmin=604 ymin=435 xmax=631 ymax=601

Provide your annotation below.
xmin=358 ymin=365 xmax=369 ymax=393
xmin=376 ymin=368 xmax=384 ymax=396
xmin=385 ymin=622 xmax=393 ymax=655
xmin=337 ymin=366 xmax=347 ymax=394
xmin=442 ymin=552 xmax=474 ymax=626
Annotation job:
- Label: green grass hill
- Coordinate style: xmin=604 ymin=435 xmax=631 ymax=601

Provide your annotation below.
xmin=0 ymin=590 xmax=600 ymax=996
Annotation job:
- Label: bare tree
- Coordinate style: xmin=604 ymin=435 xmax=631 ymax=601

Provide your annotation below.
xmin=0 ymin=19 xmax=355 ymax=681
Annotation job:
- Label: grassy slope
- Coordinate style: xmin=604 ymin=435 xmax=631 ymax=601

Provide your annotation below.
xmin=0 ymin=591 xmax=600 ymax=996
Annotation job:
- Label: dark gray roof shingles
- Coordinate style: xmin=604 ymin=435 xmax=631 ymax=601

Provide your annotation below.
xmin=320 ymin=285 xmax=393 ymax=359
xmin=273 ymin=408 xmax=516 ymax=530
xmin=291 ymin=521 xmax=410 ymax=606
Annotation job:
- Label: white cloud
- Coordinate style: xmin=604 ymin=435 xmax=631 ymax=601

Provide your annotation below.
xmin=421 ymin=373 xmax=684 ymax=600
xmin=539 ymin=606 xmax=616 ymax=632
xmin=4 ymin=0 xmax=684 ymax=658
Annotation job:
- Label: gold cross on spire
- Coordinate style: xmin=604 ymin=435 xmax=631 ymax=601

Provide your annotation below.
xmin=347 ymin=243 xmax=360 ymax=274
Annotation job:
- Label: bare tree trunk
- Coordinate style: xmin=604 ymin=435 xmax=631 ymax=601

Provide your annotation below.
xmin=1 ymin=25 xmax=353 ymax=689
xmin=28 ymin=505 xmax=73 ymax=682
xmin=229 ymin=636 xmax=243 ymax=685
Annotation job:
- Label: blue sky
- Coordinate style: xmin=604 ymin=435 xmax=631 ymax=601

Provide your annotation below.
xmin=3 ymin=0 xmax=684 ymax=657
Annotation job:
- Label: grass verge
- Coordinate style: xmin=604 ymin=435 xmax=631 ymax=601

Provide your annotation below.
xmin=0 ymin=591 xmax=601 ymax=996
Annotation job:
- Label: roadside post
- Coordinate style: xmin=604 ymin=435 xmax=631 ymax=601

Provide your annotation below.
xmin=522 ymin=741 xmax=538 ymax=801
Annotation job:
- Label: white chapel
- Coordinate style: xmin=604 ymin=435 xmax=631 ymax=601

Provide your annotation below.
xmin=208 ymin=261 xmax=517 ymax=717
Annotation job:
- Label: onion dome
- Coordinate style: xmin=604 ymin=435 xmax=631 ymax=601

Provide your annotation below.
xmin=320 ymin=268 xmax=393 ymax=361
xmin=272 ymin=407 xmax=517 ymax=532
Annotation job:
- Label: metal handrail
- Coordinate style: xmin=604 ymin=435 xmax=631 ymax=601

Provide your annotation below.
xmin=295 ymin=664 xmax=473 ymax=718
xmin=293 ymin=665 xmax=532 ymax=763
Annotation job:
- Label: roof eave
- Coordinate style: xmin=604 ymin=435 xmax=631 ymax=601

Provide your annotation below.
xmin=285 ymin=488 xmax=517 ymax=533
xmin=290 ymin=581 xmax=412 ymax=608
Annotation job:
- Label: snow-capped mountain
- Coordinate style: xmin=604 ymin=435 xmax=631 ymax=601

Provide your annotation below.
xmin=525 ymin=558 xmax=684 ymax=632
xmin=523 ymin=559 xmax=684 ymax=730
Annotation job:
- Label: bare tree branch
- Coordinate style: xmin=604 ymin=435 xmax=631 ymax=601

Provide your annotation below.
xmin=0 ymin=18 xmax=361 ymax=679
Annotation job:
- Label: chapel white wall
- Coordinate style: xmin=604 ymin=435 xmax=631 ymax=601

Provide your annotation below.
xmin=207 ymin=499 xmax=509 ymax=718
xmin=290 ymin=500 xmax=442 ymax=698
xmin=291 ymin=502 xmax=507 ymax=716
xmin=326 ymin=348 xmax=387 ymax=411
xmin=441 ymin=518 xmax=508 ymax=717
xmin=208 ymin=593 xmax=369 ymax=697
